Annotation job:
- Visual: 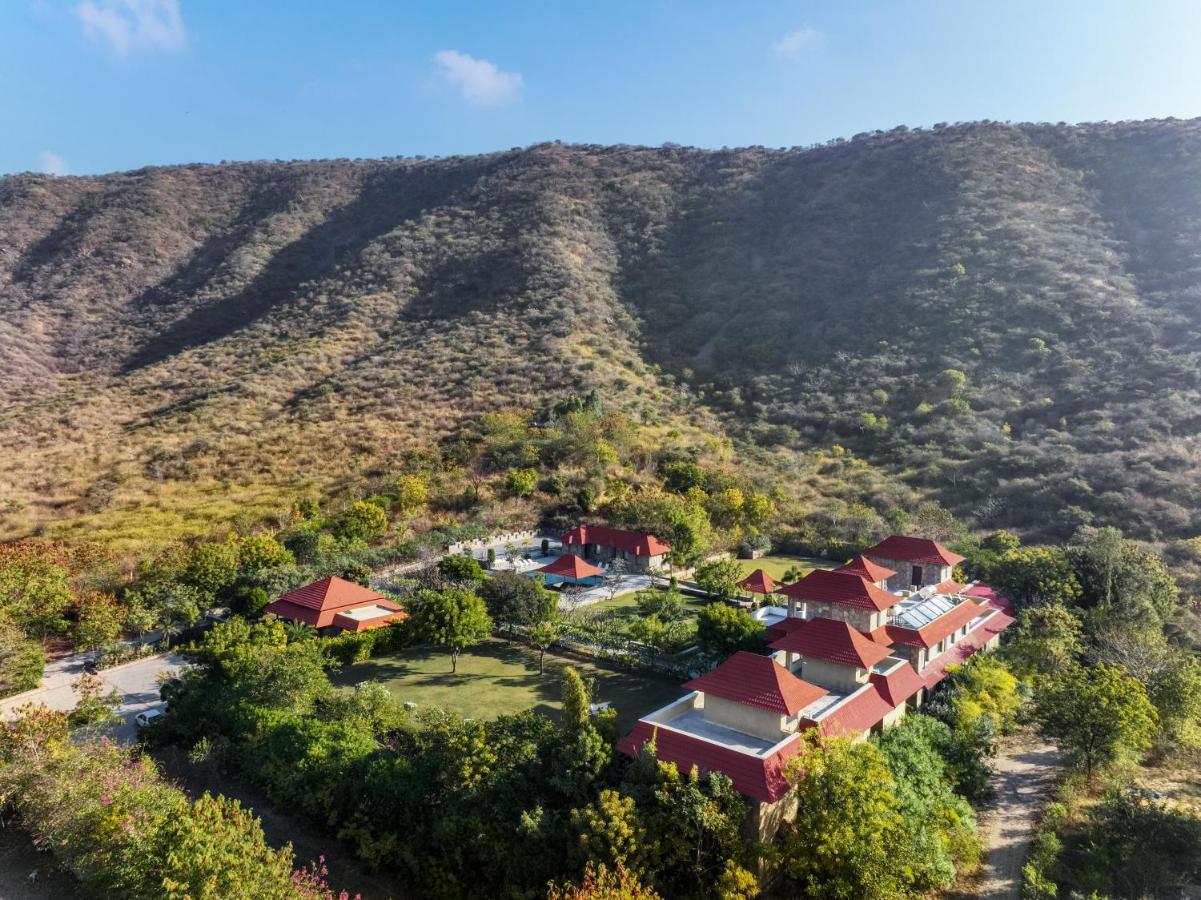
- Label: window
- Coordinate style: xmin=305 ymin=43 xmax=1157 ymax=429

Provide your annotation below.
xmin=911 ymin=565 xmax=924 ymax=586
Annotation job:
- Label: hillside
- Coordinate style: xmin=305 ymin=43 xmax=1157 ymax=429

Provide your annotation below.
xmin=3 ymin=118 xmax=1201 ymax=548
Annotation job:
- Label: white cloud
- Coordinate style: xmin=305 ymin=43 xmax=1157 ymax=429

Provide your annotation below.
xmin=38 ymin=151 xmax=69 ymax=176
xmin=434 ymin=50 xmax=523 ymax=107
xmin=773 ymin=26 xmax=821 ymax=57
xmin=75 ymin=0 xmax=186 ymax=56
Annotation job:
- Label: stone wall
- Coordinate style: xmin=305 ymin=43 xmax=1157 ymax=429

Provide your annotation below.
xmin=867 ymin=554 xmax=952 ymax=591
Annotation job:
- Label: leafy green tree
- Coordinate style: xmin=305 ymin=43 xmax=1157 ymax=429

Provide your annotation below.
xmin=695 ymin=604 xmax=763 ymax=659
xmin=693 ymin=558 xmax=744 ymax=600
xmin=334 ymin=500 xmax=388 ymax=543
xmin=68 ymin=673 xmax=120 ymax=728
xmin=157 ymin=793 xmax=298 ymax=900
xmin=72 ymin=591 xmax=126 ymax=651
xmin=437 ymin=554 xmax=486 ymax=585
xmin=874 ymin=718 xmax=980 ymax=892
xmin=781 ymin=735 xmax=909 ymax=899
xmin=661 ymin=461 xmax=706 ymax=494
xmin=236 ymin=534 xmax=295 ymax=574
xmin=742 ymin=493 xmax=775 ymax=528
xmin=505 ymin=467 xmax=539 ymax=498
xmin=1071 ymin=528 xmax=1180 ymax=626
xmin=1002 ymin=602 xmax=1083 ymax=676
xmin=528 ymin=618 xmax=561 ymax=674
xmin=126 ymin=580 xmax=207 ymax=638
xmin=634 ymin=587 xmax=685 ymax=622
xmin=945 ymin=653 xmax=1022 ymax=735
xmin=0 ymin=621 xmax=45 ymax=696
xmin=0 ymin=543 xmax=74 ymax=638
xmin=1035 ymin=663 xmax=1158 ymax=773
xmin=408 ymin=588 xmax=493 ymax=673
xmin=572 ymin=788 xmax=648 ymax=872
xmin=479 ymin=570 xmax=555 ymax=635
xmin=183 ymin=543 xmax=240 ymax=595
xmin=989 ymin=546 xmax=1082 ymax=608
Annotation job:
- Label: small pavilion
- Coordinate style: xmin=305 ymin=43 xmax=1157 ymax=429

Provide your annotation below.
xmin=736 ymin=568 xmax=777 ymax=606
xmin=538 ymin=554 xmax=605 ymax=587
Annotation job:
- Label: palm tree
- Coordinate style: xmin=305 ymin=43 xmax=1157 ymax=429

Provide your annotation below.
xmin=283 ymin=620 xmax=318 ymax=642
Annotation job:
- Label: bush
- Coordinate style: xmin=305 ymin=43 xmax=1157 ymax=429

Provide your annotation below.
xmin=0 ymin=620 xmax=45 ymax=697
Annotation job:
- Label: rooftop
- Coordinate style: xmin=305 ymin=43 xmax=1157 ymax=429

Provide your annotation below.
xmin=777 ymin=568 xmax=903 ymax=612
xmin=863 ymin=535 xmax=966 ymax=567
xmin=561 ymin=523 xmax=670 ymax=556
xmin=684 ymin=651 xmax=827 ymax=716
xmin=834 ymin=554 xmax=896 ymax=583
xmin=768 ymin=616 xmax=893 ymax=669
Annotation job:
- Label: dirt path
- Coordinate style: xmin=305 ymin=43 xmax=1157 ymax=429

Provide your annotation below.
xmin=952 ymin=734 xmax=1060 ymax=900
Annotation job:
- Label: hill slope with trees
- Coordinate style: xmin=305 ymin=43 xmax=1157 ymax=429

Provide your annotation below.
xmin=4 ymin=118 xmax=1201 ymax=545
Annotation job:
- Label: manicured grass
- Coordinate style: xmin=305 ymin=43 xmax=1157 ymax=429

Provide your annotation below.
xmin=333 ymin=638 xmax=683 ymax=731
xmin=581 ymin=588 xmax=711 ymax=626
xmin=738 ymin=554 xmax=837 ymax=583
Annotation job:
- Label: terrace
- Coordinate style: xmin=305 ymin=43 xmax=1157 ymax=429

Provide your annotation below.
xmin=641 ymin=692 xmax=795 ymax=757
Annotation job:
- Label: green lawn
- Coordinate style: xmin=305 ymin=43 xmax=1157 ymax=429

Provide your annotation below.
xmin=738 ymin=554 xmax=837 ymax=583
xmin=333 ymin=638 xmax=684 ymax=731
xmin=581 ymin=588 xmax=711 ymax=627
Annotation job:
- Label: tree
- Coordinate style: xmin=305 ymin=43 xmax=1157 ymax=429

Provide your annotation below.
xmin=505 ymin=467 xmax=538 ymax=498
xmin=236 ymin=534 xmax=294 ymax=574
xmin=68 ymin=672 xmax=120 ymax=728
xmin=695 ymin=604 xmax=763 ymax=659
xmin=1002 ymin=602 xmax=1082 ymax=677
xmin=334 ymin=501 xmax=388 ymax=543
xmin=0 ymin=620 xmax=45 ymax=697
xmin=1035 ymin=663 xmax=1158 ymax=773
xmin=184 ymin=542 xmax=241 ymax=595
xmin=603 ymin=559 xmax=631 ymax=601
xmin=944 ymin=653 xmax=1022 ymax=735
xmin=437 ymin=554 xmax=486 ymax=585
xmin=0 ymin=543 xmax=74 ymax=638
xmin=394 ymin=474 xmax=429 ymax=516
xmin=634 ymin=587 xmax=685 ymax=622
xmin=781 ymin=735 xmax=909 ymax=899
xmin=527 ymin=619 xmax=561 ymax=674
xmin=72 ymin=591 xmax=126 ymax=651
xmin=989 ymin=546 xmax=1082 ymax=609
xmin=1071 ymin=529 xmax=1180 ymax=627
xmin=408 ymin=589 xmax=493 ymax=673
xmin=479 ymin=571 xmax=555 ymax=636
xmin=693 ymin=558 xmax=744 ymax=601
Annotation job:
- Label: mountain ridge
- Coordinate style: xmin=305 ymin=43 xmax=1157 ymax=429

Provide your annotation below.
xmin=4 ymin=117 xmax=1201 ymax=549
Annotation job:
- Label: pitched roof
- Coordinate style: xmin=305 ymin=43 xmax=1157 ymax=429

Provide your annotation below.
xmin=736 ymin=568 xmax=777 ymax=595
xmin=935 ymin=579 xmax=967 ymax=595
xmin=684 ymin=651 xmax=827 ymax=716
xmin=617 ymin=722 xmax=801 ymax=802
xmin=777 ymin=569 xmax=903 ymax=612
xmin=920 ymin=609 xmax=1015 ymax=689
xmin=804 ymin=685 xmax=897 ymax=738
xmin=270 ymin=576 xmax=386 ymax=612
xmin=765 ymin=616 xmax=806 ymax=639
xmin=863 ymin=535 xmax=966 ymax=567
xmin=561 ymin=524 xmax=670 ymax=557
xmin=539 ymin=554 xmax=605 ymax=579
xmin=869 ymin=663 xmax=925 ymax=707
xmin=769 ymin=617 xmax=892 ymax=669
xmin=835 ymin=554 xmax=896 ymax=583
xmin=877 ymin=599 xmax=989 ymax=649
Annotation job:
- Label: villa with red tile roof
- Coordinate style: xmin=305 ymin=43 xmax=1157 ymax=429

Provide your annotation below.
xmin=862 ymin=535 xmax=966 ymax=592
xmin=262 ymin=576 xmax=405 ymax=633
xmin=561 ymin=523 xmax=670 ymax=572
xmin=617 ymin=534 xmax=1014 ymax=840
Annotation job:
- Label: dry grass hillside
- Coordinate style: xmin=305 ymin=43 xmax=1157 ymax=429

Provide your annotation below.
xmin=3 ymin=119 xmax=1201 ymax=548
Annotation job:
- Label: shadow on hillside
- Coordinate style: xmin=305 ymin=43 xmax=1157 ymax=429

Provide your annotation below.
xmin=122 ymin=160 xmax=500 ymax=372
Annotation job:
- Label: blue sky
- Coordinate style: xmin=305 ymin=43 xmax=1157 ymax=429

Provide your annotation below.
xmin=4 ymin=0 xmax=1201 ymax=175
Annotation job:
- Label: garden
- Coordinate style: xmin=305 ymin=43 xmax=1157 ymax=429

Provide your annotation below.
xmin=332 ymin=637 xmax=683 ymax=731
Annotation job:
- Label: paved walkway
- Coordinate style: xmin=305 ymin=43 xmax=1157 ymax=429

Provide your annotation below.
xmin=0 ymin=652 xmax=188 ymax=745
xmin=954 ymin=735 xmax=1060 ymax=900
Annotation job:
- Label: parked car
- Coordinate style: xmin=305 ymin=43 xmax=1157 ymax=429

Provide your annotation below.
xmin=134 ymin=708 xmax=164 ymax=728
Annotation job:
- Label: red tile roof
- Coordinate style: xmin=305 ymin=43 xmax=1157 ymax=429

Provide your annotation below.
xmin=835 ymin=554 xmax=896 ymax=583
xmin=539 ymin=554 xmax=605 ymax=579
xmin=765 ymin=616 xmax=806 ymax=639
xmin=863 ymin=535 xmax=966 ymax=567
xmin=935 ymin=579 xmax=967 ymax=595
xmin=262 ymin=577 xmax=402 ymax=630
xmin=869 ymin=663 xmax=925 ymax=707
xmin=561 ymin=524 xmax=670 ymax=557
xmin=769 ymin=617 xmax=892 ymax=669
xmin=737 ymin=568 xmax=777 ymax=595
xmin=920 ymin=609 xmax=1016 ymax=689
xmin=778 ymin=569 xmax=903 ymax=612
xmin=877 ymin=599 xmax=989 ymax=650
xmin=684 ymin=651 xmax=827 ymax=716
xmin=270 ymin=576 xmax=386 ymax=611
xmin=805 ymin=685 xmax=897 ymax=739
xmin=966 ymin=582 xmax=1011 ymax=613
xmin=616 ymin=722 xmax=801 ymax=802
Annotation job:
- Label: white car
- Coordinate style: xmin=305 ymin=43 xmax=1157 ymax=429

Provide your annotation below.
xmin=134 ymin=708 xmax=164 ymax=728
